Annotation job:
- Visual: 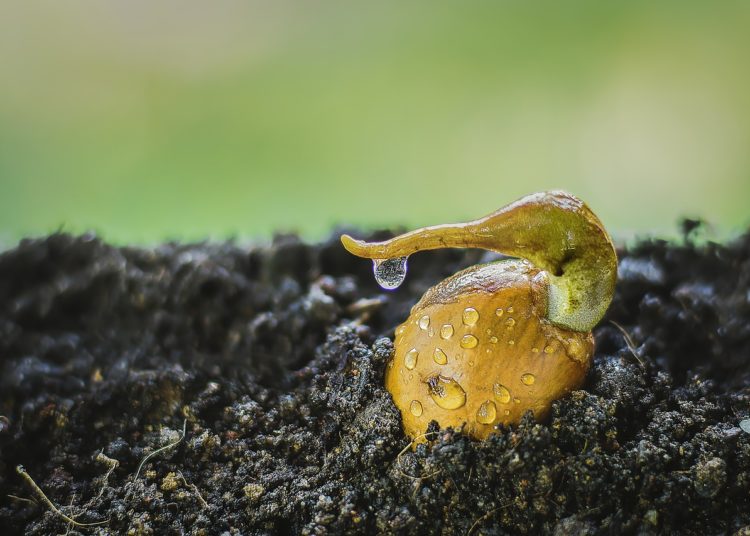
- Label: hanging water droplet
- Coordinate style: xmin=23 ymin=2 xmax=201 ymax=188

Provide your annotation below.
xmin=462 ymin=307 xmax=479 ymax=326
xmin=410 ymin=400 xmax=423 ymax=417
xmin=404 ymin=349 xmax=419 ymax=370
xmin=418 ymin=315 xmax=430 ymax=330
xmin=427 ymin=375 xmax=467 ymax=410
xmin=460 ymin=334 xmax=478 ymax=349
xmin=440 ymin=324 xmax=454 ymax=339
xmin=493 ymin=383 xmax=511 ymax=404
xmin=433 ymin=348 xmax=448 ymax=365
xmin=372 ymin=256 xmax=408 ymax=290
xmin=476 ymin=400 xmax=497 ymax=424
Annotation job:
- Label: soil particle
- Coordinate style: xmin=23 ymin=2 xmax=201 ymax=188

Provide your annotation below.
xmin=1 ymin=227 xmax=750 ymax=535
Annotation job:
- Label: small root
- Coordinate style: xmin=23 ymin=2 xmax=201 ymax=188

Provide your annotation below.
xmin=7 ymin=494 xmax=37 ymax=506
xmin=15 ymin=465 xmax=109 ymax=528
xmin=177 ymin=471 xmax=209 ymax=509
xmin=395 ymin=432 xmax=439 ymax=480
xmin=466 ymin=499 xmax=513 ymax=535
xmin=134 ymin=419 xmax=187 ymax=481
xmin=610 ymin=320 xmax=645 ymax=368
xmin=93 ymin=452 xmax=119 ymax=502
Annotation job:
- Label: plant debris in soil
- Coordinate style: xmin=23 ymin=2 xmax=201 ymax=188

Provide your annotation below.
xmin=1 ymin=226 xmax=749 ymax=535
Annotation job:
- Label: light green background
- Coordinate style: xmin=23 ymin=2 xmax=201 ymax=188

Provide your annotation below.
xmin=1 ymin=1 xmax=749 ymax=246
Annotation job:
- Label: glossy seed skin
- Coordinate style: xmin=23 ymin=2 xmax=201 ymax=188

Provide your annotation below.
xmin=387 ymin=260 xmax=593 ymax=441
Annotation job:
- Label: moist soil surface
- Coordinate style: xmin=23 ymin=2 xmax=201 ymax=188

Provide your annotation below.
xmin=1 ymin=227 xmax=749 ymax=535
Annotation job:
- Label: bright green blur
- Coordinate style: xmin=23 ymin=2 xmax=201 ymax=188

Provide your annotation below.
xmin=1 ymin=1 xmax=749 ymax=247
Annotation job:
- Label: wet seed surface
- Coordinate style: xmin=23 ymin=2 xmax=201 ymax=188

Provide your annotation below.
xmin=1 ymin=228 xmax=750 ymax=535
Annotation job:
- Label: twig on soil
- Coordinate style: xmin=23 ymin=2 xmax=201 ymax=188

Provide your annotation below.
xmin=134 ymin=419 xmax=187 ymax=481
xmin=15 ymin=465 xmax=109 ymax=527
xmin=609 ymin=320 xmax=645 ymax=368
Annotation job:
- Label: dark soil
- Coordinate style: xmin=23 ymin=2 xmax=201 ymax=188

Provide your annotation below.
xmin=1 ymin=226 xmax=749 ymax=535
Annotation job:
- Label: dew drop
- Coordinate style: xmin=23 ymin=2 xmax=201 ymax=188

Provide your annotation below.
xmin=410 ymin=400 xmax=423 ymax=417
xmin=489 ymin=336 xmax=498 ymax=344
xmin=521 ymin=373 xmax=535 ymax=385
xmin=440 ymin=324 xmax=454 ymax=339
xmin=462 ymin=307 xmax=479 ymax=326
xmin=433 ymin=348 xmax=448 ymax=365
xmin=505 ymin=318 xmax=516 ymax=328
xmin=372 ymin=257 xmax=408 ymax=290
xmin=460 ymin=334 xmax=478 ymax=349
xmin=507 ymin=306 xmax=514 ymax=313
xmin=495 ymin=308 xmax=504 ymax=317
xmin=504 ymin=409 xmax=510 ymax=416
xmin=514 ymin=398 xmax=521 ymax=404
xmin=493 ymin=383 xmax=511 ymax=404
xmin=544 ymin=344 xmax=555 ymax=354
xmin=404 ymin=349 xmax=419 ymax=370
xmin=427 ymin=376 xmax=467 ymax=410
xmin=418 ymin=315 xmax=430 ymax=330
xmin=531 ymin=347 xmax=540 ymax=353
xmin=476 ymin=401 xmax=497 ymax=424
xmin=508 ymin=339 xmax=515 ymax=346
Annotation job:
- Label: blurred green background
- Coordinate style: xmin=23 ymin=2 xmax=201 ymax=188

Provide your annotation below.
xmin=1 ymin=1 xmax=749 ymax=247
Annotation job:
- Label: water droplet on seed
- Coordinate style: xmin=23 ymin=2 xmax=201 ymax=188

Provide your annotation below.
xmin=404 ymin=349 xmax=419 ymax=370
xmin=489 ymin=336 xmax=498 ymax=344
xmin=476 ymin=401 xmax=497 ymax=424
xmin=507 ymin=306 xmax=514 ymax=313
xmin=427 ymin=376 xmax=467 ymax=410
xmin=493 ymin=383 xmax=511 ymax=404
xmin=418 ymin=315 xmax=430 ymax=330
xmin=495 ymin=308 xmax=504 ymax=317
xmin=410 ymin=400 xmax=423 ymax=416
xmin=433 ymin=348 xmax=448 ymax=365
xmin=372 ymin=257 xmax=408 ymax=290
xmin=460 ymin=334 xmax=478 ymax=349
xmin=521 ymin=373 xmax=535 ymax=385
xmin=462 ymin=307 xmax=479 ymax=326
xmin=440 ymin=324 xmax=454 ymax=339
xmin=505 ymin=318 xmax=515 ymax=328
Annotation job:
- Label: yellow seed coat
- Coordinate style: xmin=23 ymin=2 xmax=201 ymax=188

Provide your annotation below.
xmin=388 ymin=260 xmax=592 ymax=440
